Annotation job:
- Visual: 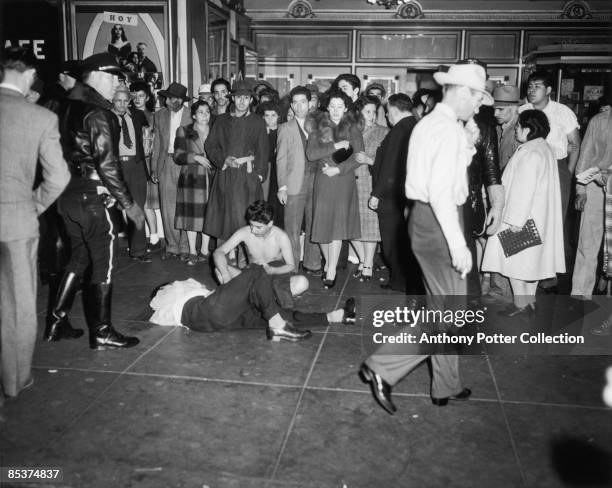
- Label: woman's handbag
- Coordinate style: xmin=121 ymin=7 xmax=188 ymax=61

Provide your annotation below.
xmin=497 ymin=219 xmax=542 ymax=258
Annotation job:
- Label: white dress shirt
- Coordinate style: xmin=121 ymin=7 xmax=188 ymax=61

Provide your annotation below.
xmin=115 ymin=111 xmax=137 ymax=157
xmin=405 ymin=102 xmax=475 ymax=251
xmin=519 ymin=100 xmax=579 ymax=160
xmin=169 ymin=107 xmax=184 ymax=154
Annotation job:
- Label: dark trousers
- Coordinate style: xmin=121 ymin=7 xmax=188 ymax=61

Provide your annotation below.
xmin=121 ymin=158 xmax=147 ymax=257
xmin=462 ymin=203 xmax=482 ymax=299
xmin=379 ymin=209 xmax=408 ymax=291
xmin=57 ymin=184 xmax=115 ymax=284
xmin=378 ymin=207 xmax=424 ymax=293
xmin=181 ymin=265 xmax=281 ymax=332
xmin=366 ymin=202 xmax=464 ymax=398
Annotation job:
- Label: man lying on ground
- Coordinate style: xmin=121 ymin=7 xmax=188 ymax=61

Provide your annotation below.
xmin=149 ymin=264 xmax=355 ymax=342
xmin=213 ymin=200 xmax=309 ymax=308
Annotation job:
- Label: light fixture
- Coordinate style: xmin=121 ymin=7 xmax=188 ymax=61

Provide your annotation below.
xmin=366 ymin=0 xmax=408 ymax=9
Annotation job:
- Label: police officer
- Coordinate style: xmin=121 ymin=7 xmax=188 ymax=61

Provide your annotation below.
xmin=45 ymin=52 xmax=145 ymax=350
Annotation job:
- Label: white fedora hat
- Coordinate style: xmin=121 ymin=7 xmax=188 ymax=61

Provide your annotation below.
xmin=198 ymin=83 xmax=212 ymax=94
xmin=433 ymin=64 xmax=494 ymax=106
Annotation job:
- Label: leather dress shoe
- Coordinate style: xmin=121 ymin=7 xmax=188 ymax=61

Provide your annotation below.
xmin=359 ymin=363 xmax=396 ymax=415
xmin=90 ymin=324 xmax=140 ymax=350
xmin=266 ymin=323 xmax=312 ymax=342
xmin=497 ymin=303 xmax=535 ymax=318
xmin=301 ymin=265 xmax=322 ymax=276
xmin=130 ymin=254 xmax=152 ymax=263
xmin=431 ymin=388 xmax=472 ymax=406
xmin=343 ymin=297 xmax=356 ymax=324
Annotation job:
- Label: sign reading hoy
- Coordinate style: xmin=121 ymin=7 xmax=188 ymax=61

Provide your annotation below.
xmin=103 ymin=12 xmax=139 ymax=26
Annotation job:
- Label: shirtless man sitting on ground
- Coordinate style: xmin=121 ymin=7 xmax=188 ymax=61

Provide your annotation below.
xmin=213 ymin=200 xmax=309 ymax=308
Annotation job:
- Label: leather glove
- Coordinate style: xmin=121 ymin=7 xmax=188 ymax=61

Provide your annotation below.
xmin=125 ymin=202 xmax=145 ymax=230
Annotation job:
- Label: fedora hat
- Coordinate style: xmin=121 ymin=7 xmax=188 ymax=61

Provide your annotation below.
xmin=433 ymin=63 xmax=494 ymax=106
xmin=158 ymin=82 xmax=189 ymax=101
xmin=493 ymin=85 xmax=520 ymax=107
xmin=305 ymin=83 xmax=320 ymax=95
xmin=198 ymin=83 xmax=212 ymax=94
xmin=231 ymin=80 xmax=253 ymax=96
xmin=81 ymin=52 xmax=123 ymax=76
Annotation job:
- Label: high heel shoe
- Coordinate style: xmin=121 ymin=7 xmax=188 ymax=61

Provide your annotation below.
xmin=323 ymin=278 xmax=336 ymax=289
xmin=360 ymin=266 xmax=372 ymax=282
xmin=352 ymin=263 xmax=363 ymax=279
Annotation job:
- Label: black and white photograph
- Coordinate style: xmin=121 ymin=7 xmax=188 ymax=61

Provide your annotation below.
xmin=1 ymin=0 xmax=611 ymax=486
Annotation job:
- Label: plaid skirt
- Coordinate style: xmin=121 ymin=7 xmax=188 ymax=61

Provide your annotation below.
xmin=355 ymin=165 xmax=380 ymax=242
xmin=175 ymin=164 xmax=209 ymax=231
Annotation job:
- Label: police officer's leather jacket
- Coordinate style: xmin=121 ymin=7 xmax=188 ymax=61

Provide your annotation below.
xmin=469 ymin=106 xmax=501 ymax=193
xmin=58 ymin=82 xmax=134 ymax=209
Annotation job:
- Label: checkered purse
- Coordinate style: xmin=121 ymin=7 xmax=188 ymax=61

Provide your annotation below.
xmin=497 ymin=219 xmax=542 ymax=258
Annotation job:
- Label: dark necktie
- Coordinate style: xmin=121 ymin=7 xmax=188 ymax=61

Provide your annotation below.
xmin=119 ymin=114 xmax=133 ymax=149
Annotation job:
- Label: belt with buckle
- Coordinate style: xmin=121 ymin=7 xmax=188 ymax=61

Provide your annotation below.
xmin=119 ymin=155 xmax=137 ymax=163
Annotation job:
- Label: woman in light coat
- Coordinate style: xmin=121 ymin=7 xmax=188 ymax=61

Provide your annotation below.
xmin=481 ymin=109 xmax=565 ymax=317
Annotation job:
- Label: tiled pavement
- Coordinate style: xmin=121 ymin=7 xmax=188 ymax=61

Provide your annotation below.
xmin=2 ymin=248 xmax=612 ymax=488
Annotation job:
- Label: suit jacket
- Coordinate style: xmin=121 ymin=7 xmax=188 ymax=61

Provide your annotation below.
xmin=276 ymin=118 xmax=307 ymax=195
xmin=371 ymin=114 xmax=416 ymax=213
xmin=151 ymin=106 xmax=191 ymax=175
xmin=0 ymin=86 xmax=70 ymax=241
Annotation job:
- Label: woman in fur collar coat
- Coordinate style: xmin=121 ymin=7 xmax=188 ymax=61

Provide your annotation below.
xmin=306 ymin=89 xmax=365 ymax=288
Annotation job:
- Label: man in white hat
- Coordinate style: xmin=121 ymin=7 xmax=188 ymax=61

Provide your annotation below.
xmin=197 ymin=83 xmax=214 ymax=106
xmin=360 ymin=61 xmax=492 ymax=414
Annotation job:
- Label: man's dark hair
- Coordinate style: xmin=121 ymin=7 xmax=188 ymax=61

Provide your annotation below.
xmin=527 ymin=70 xmax=554 ymax=89
xmin=256 ymin=101 xmax=280 ymax=117
xmin=387 ymin=93 xmax=413 ymax=112
xmin=334 ymin=73 xmax=361 ymax=92
xmin=246 ymin=200 xmax=274 ymax=224
xmin=519 ymin=109 xmax=550 ymax=141
xmin=211 ymin=78 xmax=231 ymax=93
xmin=289 ymin=85 xmax=311 ymax=103
xmin=1 ymin=46 xmax=37 ymax=72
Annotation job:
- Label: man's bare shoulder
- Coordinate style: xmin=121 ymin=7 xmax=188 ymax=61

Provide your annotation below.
xmin=270 ymin=226 xmax=290 ymax=241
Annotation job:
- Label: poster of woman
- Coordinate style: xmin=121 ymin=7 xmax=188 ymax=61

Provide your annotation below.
xmin=70 ymin=1 xmax=168 ymax=87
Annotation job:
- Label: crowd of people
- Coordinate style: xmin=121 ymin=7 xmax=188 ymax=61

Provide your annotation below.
xmin=1 ymin=45 xmax=611 ymax=411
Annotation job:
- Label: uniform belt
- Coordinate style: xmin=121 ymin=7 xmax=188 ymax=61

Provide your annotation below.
xmin=119 ymin=155 xmax=137 ymax=163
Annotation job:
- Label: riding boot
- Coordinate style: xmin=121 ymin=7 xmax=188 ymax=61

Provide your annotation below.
xmin=87 ymin=283 xmax=139 ymax=350
xmin=44 ymin=272 xmax=84 ymax=341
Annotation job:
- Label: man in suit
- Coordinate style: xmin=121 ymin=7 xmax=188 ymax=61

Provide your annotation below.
xmin=276 ymin=86 xmax=322 ymax=273
xmin=0 ymin=47 xmax=70 ymax=398
xmin=111 ymin=84 xmax=151 ymax=262
xmin=369 ymin=93 xmax=422 ymax=293
xmin=136 ymin=42 xmax=157 ymax=74
xmin=151 ymin=82 xmax=191 ymax=259
xmin=360 ymin=62 xmax=492 ymax=414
